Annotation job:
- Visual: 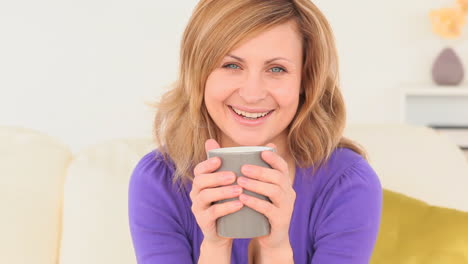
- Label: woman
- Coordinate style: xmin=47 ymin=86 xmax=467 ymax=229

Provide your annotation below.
xmin=128 ymin=0 xmax=382 ymax=263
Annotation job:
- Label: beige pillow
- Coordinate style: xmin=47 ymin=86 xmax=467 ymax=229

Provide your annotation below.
xmin=0 ymin=126 xmax=72 ymax=264
xmin=59 ymin=138 xmax=153 ymax=264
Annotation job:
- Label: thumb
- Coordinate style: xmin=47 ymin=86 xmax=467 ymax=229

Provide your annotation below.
xmin=265 ymin=142 xmax=277 ymax=152
xmin=205 ymin=139 xmax=221 ymax=154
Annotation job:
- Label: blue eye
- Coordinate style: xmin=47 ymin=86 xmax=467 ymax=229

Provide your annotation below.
xmin=223 ymin=63 xmax=240 ymax=70
xmin=270 ymin=67 xmax=285 ymax=73
xmin=222 ymin=63 xmax=286 ymax=73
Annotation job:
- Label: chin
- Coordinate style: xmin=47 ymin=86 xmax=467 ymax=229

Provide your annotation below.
xmin=228 ymin=136 xmax=269 ymax=147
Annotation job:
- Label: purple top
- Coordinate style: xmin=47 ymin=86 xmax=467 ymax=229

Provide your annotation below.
xmin=128 ymin=147 xmax=382 ymax=264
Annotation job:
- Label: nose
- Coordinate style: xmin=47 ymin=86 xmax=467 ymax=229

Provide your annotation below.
xmin=238 ymin=73 xmax=268 ymax=103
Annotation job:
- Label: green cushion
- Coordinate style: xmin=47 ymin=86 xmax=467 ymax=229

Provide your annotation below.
xmin=371 ymin=189 xmax=468 ymax=264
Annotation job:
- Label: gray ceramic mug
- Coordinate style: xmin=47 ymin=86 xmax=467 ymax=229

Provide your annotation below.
xmin=207 ymin=146 xmax=274 ymax=238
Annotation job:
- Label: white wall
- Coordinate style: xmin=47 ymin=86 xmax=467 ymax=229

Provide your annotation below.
xmin=1 ymin=0 xmax=467 ymax=153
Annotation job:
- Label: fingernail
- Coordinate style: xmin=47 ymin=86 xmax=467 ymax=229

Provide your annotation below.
xmin=239 ymin=194 xmax=248 ymax=201
xmin=210 ymin=157 xmax=218 ymax=164
xmin=237 ymin=177 xmax=247 ymax=185
xmin=223 ymin=172 xmax=234 ymax=181
xmin=232 ymin=186 xmax=243 ymax=194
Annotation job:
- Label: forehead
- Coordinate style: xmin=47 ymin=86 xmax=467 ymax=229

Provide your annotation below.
xmin=227 ymin=20 xmax=303 ymax=60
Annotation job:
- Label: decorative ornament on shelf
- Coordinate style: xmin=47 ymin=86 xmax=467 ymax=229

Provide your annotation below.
xmin=429 ymin=0 xmax=468 ymax=86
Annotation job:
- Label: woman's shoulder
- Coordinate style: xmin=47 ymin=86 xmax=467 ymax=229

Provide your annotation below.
xmin=135 ymin=148 xmax=175 ymax=169
xmin=313 ymin=147 xmax=368 ymax=177
xmin=310 ymin=147 xmax=381 ymax=196
xmin=128 ymin=149 xmax=193 ymax=237
xmin=306 ymin=148 xmax=383 ymax=259
xmin=329 ymin=147 xmax=366 ymax=167
xmin=334 ymin=147 xmax=381 ymax=185
xmin=129 ymin=149 xmax=180 ymax=191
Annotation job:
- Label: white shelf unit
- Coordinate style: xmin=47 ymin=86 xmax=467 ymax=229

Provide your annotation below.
xmin=401 ymin=85 xmax=468 ymax=154
xmin=404 ymin=87 xmax=468 ymax=96
xmin=400 ymin=85 xmax=468 ymax=126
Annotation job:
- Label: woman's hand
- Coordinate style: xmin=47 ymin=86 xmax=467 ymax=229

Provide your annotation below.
xmin=237 ymin=143 xmax=296 ymax=251
xmin=190 ymin=139 xmax=244 ymax=248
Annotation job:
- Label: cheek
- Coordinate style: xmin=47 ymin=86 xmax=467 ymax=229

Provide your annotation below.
xmin=268 ymin=79 xmax=301 ymax=108
xmin=205 ymin=71 xmax=236 ymax=102
xmin=204 ymin=73 xmax=235 ymax=120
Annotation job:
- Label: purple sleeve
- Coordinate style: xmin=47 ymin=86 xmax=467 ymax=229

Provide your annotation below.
xmin=311 ymin=159 xmax=383 ymax=264
xmin=128 ymin=152 xmax=193 ymax=264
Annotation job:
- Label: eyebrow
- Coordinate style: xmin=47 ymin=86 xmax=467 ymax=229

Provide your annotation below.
xmin=226 ymin=54 xmax=292 ymax=64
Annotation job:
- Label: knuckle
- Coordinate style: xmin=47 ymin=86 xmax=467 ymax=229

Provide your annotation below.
xmin=209 ymin=204 xmax=220 ymax=218
xmin=291 ymin=190 xmax=297 ymax=200
xmin=197 ymin=211 xmax=207 ymax=225
xmin=191 ymin=205 xmax=201 ymax=218
xmin=193 ymin=163 xmax=202 ymax=176
xmin=271 ymin=175 xmax=280 ymax=186
xmin=192 ymin=179 xmax=200 ymax=191
xmin=272 ymin=187 xmax=282 ymax=198
xmin=197 ymin=190 xmax=208 ymax=205
xmin=263 ymin=202 xmax=273 ymax=215
xmin=194 ymin=159 xmax=214 ymax=176
xmin=269 ymin=171 xmax=279 ymax=183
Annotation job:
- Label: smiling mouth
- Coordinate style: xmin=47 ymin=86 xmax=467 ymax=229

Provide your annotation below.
xmin=228 ymin=105 xmax=274 ymax=120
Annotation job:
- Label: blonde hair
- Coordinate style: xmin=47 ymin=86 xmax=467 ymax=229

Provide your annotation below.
xmin=152 ymin=0 xmax=368 ymax=185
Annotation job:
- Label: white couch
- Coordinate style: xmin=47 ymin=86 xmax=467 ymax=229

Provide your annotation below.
xmin=1 ymin=124 xmax=468 ymax=264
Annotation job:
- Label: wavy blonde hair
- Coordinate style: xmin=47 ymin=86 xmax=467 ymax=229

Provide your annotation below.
xmin=152 ymin=0 xmax=368 ymax=185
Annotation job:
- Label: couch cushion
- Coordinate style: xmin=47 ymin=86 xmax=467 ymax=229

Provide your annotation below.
xmin=0 ymin=126 xmax=72 ymax=264
xmin=59 ymin=138 xmax=153 ymax=264
xmin=344 ymin=123 xmax=468 ymax=211
xmin=371 ymin=189 xmax=468 ymax=263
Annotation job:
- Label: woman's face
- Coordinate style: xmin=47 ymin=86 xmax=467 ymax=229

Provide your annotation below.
xmin=204 ymin=20 xmax=303 ymax=147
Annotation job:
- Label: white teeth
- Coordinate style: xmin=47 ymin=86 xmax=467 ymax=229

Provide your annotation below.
xmin=231 ymin=106 xmax=271 ymax=119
